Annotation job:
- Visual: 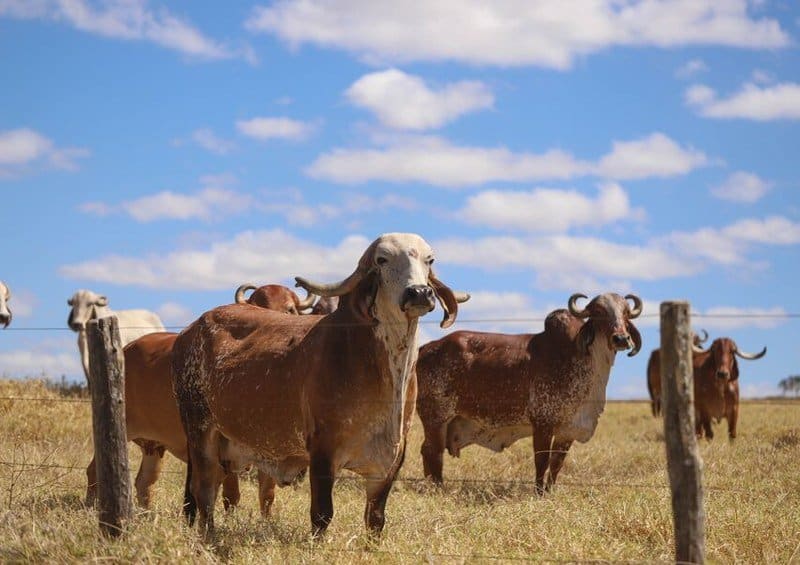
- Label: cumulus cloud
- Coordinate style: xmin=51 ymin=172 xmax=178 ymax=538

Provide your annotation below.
xmin=686 ymin=81 xmax=800 ymax=120
xmin=675 ymin=58 xmax=708 ymax=79
xmin=693 ymin=306 xmax=789 ymax=330
xmin=345 ymin=69 xmax=493 ymax=130
xmin=458 ymin=183 xmax=643 ymax=232
xmin=595 ymin=133 xmax=708 ymax=180
xmin=59 ymin=230 xmax=375 ymax=290
xmin=236 ymin=116 xmax=316 ymax=141
xmin=0 ymin=0 xmax=254 ymax=62
xmin=0 ymin=338 xmax=83 ymax=379
xmin=711 ymin=171 xmax=771 ymax=203
xmin=245 ymin=0 xmax=788 ymax=69
xmin=0 ymin=128 xmax=89 ymax=178
xmin=186 ymin=128 xmax=236 ymax=155
xmin=307 ymin=132 xmax=708 ymax=187
xmin=260 ymin=191 xmax=417 ymax=227
xmin=156 ymin=302 xmax=195 ymax=327
xmin=79 ymin=178 xmax=252 ymax=222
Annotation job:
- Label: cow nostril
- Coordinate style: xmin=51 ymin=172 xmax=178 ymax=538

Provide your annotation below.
xmin=716 ymin=371 xmax=729 ymax=379
xmin=613 ymin=335 xmax=628 ymax=345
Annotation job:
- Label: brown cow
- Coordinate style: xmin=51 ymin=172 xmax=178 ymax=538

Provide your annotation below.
xmin=692 ymin=337 xmax=766 ymax=440
xmin=310 ymin=295 xmax=339 ymax=315
xmin=416 ymin=292 xmax=642 ymax=493
xmin=172 ymin=233 xmax=460 ymax=538
xmin=234 ymin=283 xmax=316 ymax=313
xmin=85 ymin=284 xmax=312 ymax=513
xmin=647 ymin=329 xmax=708 ymax=417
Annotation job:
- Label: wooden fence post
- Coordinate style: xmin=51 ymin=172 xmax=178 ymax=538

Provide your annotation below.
xmin=660 ymin=301 xmax=705 ymax=564
xmin=88 ymin=316 xmax=131 ymax=537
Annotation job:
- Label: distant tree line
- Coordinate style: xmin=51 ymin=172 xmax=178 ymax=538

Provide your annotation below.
xmin=777 ymin=375 xmax=800 ymax=397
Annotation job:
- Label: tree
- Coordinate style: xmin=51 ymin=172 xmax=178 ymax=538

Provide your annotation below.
xmin=778 ymin=375 xmax=800 ymax=397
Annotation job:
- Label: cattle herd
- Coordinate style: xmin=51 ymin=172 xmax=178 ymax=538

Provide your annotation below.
xmin=0 ymin=232 xmax=769 ymax=540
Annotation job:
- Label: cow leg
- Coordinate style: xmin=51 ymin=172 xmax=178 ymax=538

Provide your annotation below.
xmin=364 ymin=443 xmax=406 ymax=536
xmin=420 ymin=420 xmax=446 ymax=485
xmin=85 ymin=456 xmax=97 ymax=507
xmin=546 ymin=438 xmax=573 ymax=491
xmin=257 ymin=471 xmax=276 ymax=518
xmin=727 ymin=404 xmax=738 ymax=440
xmin=188 ymin=435 xmax=225 ymax=539
xmin=135 ymin=449 xmax=165 ymax=509
xmin=703 ymin=418 xmax=714 ymax=440
xmin=532 ymin=424 xmax=553 ymax=495
xmin=221 ymin=473 xmax=240 ymax=511
xmin=309 ymin=451 xmax=335 ymax=537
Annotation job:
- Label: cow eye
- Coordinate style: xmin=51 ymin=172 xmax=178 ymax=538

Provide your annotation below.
xmin=426 ymin=257 xmax=435 ymax=266
xmin=67 ymin=299 xmax=73 ymax=306
xmin=376 ymin=256 xmax=388 ymax=266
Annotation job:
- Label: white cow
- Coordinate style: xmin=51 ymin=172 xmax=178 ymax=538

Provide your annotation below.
xmin=0 ymin=281 xmax=11 ymax=328
xmin=67 ymin=289 xmax=165 ymax=389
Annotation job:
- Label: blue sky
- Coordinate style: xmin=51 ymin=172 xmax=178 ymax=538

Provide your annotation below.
xmin=1 ymin=0 xmax=798 ymax=398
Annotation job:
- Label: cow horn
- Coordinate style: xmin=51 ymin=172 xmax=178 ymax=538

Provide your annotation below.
xmin=568 ymin=293 xmax=590 ymax=318
xmin=694 ymin=329 xmax=709 ymax=345
xmin=454 ymin=291 xmax=471 ymax=303
xmin=734 ymin=345 xmax=767 ymax=360
xmin=296 ymin=289 xmax=317 ymax=310
xmin=235 ymin=284 xmax=257 ymax=304
xmin=625 ymin=294 xmax=643 ymax=319
xmin=295 ymin=268 xmax=367 ymax=298
xmin=692 ymin=343 xmax=706 ymax=354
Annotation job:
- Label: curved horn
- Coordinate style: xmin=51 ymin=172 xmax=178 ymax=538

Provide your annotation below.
xmin=454 ymin=291 xmax=471 ymax=304
xmin=235 ymin=284 xmax=257 ymax=304
xmin=734 ymin=345 xmax=767 ymax=360
xmin=692 ymin=343 xmax=706 ymax=354
xmin=568 ymin=293 xmax=590 ymax=318
xmin=625 ymin=294 xmax=643 ymax=319
xmin=693 ymin=329 xmax=709 ymax=346
xmin=296 ymin=289 xmax=317 ymax=310
xmin=295 ymin=268 xmax=367 ymax=298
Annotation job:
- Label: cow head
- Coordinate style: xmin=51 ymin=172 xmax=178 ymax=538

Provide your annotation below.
xmin=295 ymin=233 xmax=460 ymax=328
xmin=707 ymin=337 xmax=767 ymax=382
xmin=0 ymin=281 xmax=11 ymax=329
xmin=569 ymin=293 xmax=642 ymax=357
xmin=67 ymin=289 xmax=110 ymax=332
xmin=234 ymin=283 xmax=316 ymax=315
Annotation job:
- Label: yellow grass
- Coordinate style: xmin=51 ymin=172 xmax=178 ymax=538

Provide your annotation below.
xmin=1 ymin=378 xmax=798 ymax=563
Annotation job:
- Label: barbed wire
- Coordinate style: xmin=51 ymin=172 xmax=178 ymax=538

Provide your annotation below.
xmin=2 ymin=311 xmax=800 ymax=332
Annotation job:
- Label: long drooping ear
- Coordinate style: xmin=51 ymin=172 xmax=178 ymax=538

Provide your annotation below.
xmin=577 ymin=320 xmax=595 ymax=355
xmin=731 ymin=357 xmax=740 ymax=381
xmin=428 ymin=270 xmax=459 ymax=329
xmin=626 ymin=321 xmax=642 ymax=357
xmin=339 ymin=270 xmax=379 ymax=324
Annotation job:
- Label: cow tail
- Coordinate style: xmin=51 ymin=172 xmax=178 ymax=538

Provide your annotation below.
xmin=183 ymin=453 xmax=197 ymax=526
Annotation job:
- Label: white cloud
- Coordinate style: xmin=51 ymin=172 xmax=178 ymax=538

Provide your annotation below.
xmin=750 ymin=69 xmax=773 ymax=84
xmin=245 ymin=0 xmax=788 ymax=69
xmin=711 ymin=171 xmax=771 ymax=203
xmin=675 ymin=58 xmax=708 ymax=79
xmin=595 ymin=133 xmax=709 ymax=180
xmin=0 ymin=0 xmax=253 ymax=62
xmin=59 ymin=230 xmax=375 ymax=290
xmin=686 ymin=82 xmax=800 ymax=120
xmin=0 ymin=128 xmax=89 ymax=177
xmin=458 ymin=183 xmax=642 ymax=232
xmin=0 ymin=337 xmax=83 ymax=379
xmin=694 ymin=306 xmax=788 ymax=330
xmin=345 ymin=68 xmax=493 ymax=130
xmin=4 ymin=288 xmax=36 ymax=318
xmin=189 ymin=128 xmax=235 ymax=155
xmin=260 ymin=191 xmax=417 ymax=227
xmin=307 ymin=132 xmax=708 ymax=187
xmin=156 ymin=302 xmax=195 ymax=327
xmin=80 ymin=185 xmax=252 ymax=222
xmin=236 ymin=117 xmax=316 ymax=141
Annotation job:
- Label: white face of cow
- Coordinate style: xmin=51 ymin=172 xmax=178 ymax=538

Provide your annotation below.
xmin=67 ymin=289 xmax=110 ymax=332
xmin=371 ymin=233 xmax=437 ymax=322
xmin=0 ymin=281 xmax=11 ymax=328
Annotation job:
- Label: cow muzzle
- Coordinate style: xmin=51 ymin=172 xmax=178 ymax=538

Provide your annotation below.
xmin=716 ymin=370 xmax=729 ymax=380
xmin=611 ymin=333 xmax=633 ymax=352
xmin=0 ymin=313 xmax=10 ymax=328
xmin=401 ymin=284 xmax=436 ymax=316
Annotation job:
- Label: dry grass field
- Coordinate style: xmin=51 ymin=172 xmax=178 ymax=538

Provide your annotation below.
xmin=0 ymin=378 xmax=798 ymax=563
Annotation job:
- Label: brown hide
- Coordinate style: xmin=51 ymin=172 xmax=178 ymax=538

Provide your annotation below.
xmin=237 ymin=284 xmax=311 ymax=314
xmin=647 ymin=331 xmax=708 ymax=417
xmin=692 ymin=337 xmax=767 ymax=440
xmin=172 ymin=233 xmax=458 ymax=537
xmin=416 ymin=293 xmax=640 ymax=492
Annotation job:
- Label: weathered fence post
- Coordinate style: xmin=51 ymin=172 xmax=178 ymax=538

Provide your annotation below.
xmin=660 ymin=301 xmax=705 ymax=564
xmin=88 ymin=316 xmax=131 ymax=537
